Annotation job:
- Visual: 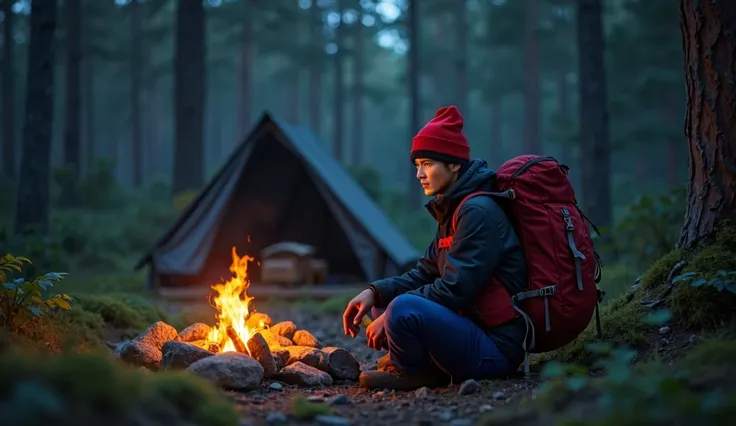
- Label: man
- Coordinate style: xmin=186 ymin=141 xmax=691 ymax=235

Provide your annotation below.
xmin=342 ymin=106 xmax=528 ymax=391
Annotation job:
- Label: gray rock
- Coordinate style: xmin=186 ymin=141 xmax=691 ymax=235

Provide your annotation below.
xmin=458 ymin=379 xmax=481 ymax=395
xmin=479 ymin=404 xmax=494 ymax=412
xmin=265 ymin=412 xmax=288 ymax=424
xmin=326 ymin=394 xmax=351 ymax=405
xmin=492 ymin=391 xmax=506 ymax=400
xmin=177 ymin=323 xmax=211 ymax=342
xmin=292 ymin=330 xmax=323 ymax=348
xmin=315 ymin=415 xmax=351 ymax=426
xmin=117 ymin=321 xmax=179 ymax=370
xmin=268 ymin=382 xmax=283 ymax=391
xmin=659 ymin=326 xmax=671 ymax=334
xmin=415 ymin=387 xmax=433 ymax=398
xmin=160 ymin=340 xmax=214 ymax=370
xmin=270 ymin=321 xmax=297 ymax=340
xmin=186 ymin=352 xmax=264 ymax=390
xmin=274 ymin=361 xmax=333 ymax=386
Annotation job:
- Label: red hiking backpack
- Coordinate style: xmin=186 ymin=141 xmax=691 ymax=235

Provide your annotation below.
xmin=452 ymin=155 xmax=604 ymax=355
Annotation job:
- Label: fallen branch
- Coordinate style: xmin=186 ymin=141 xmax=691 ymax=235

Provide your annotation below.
xmin=640 ymin=260 xmax=688 ymax=309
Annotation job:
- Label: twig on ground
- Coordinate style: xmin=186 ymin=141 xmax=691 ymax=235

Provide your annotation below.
xmin=640 ymin=260 xmax=688 ymax=309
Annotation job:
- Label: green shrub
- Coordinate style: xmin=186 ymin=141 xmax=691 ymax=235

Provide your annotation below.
xmin=0 ymin=351 xmax=239 ymax=426
xmin=0 ymin=255 xmax=73 ymax=329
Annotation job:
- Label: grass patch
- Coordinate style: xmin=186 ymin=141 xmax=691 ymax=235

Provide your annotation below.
xmin=0 ymin=350 xmax=239 ymax=426
xmin=291 ymin=395 xmax=332 ymax=420
xmin=73 ymin=293 xmax=185 ymax=336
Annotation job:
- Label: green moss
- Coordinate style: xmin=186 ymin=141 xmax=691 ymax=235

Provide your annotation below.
xmin=0 ymin=351 xmax=239 ymax=426
xmin=73 ymin=293 xmax=179 ymax=332
xmin=640 ymin=249 xmax=683 ymax=289
xmin=682 ymin=336 xmax=736 ymax=368
xmin=545 ymin=292 xmax=648 ymax=365
xmin=670 ymin=224 xmax=736 ymax=329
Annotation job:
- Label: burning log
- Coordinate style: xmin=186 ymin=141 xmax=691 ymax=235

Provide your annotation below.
xmin=245 ymin=312 xmax=273 ymax=330
xmin=246 ymin=332 xmax=278 ymax=377
xmin=226 ymin=326 xmax=249 ymax=354
xmin=318 ymin=347 xmax=360 ymax=381
xmin=261 ymin=330 xmax=293 ymax=348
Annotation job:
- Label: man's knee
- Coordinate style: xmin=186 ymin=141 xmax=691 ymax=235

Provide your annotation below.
xmin=384 ymin=294 xmax=436 ymax=329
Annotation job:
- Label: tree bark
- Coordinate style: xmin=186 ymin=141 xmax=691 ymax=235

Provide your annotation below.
xmin=523 ymin=0 xmax=541 ymax=155
xmin=408 ymin=0 xmax=421 ymax=209
xmin=677 ymin=0 xmax=736 ymax=249
xmin=14 ymin=0 xmax=58 ymax=236
xmin=454 ymin=0 xmax=467 ymax=114
xmin=577 ymin=0 xmax=612 ymax=232
xmin=130 ymin=0 xmax=143 ymax=187
xmin=172 ymin=0 xmax=206 ymax=196
xmin=237 ymin=0 xmax=254 ymax=140
xmin=2 ymin=0 xmax=16 ymax=179
xmin=332 ymin=3 xmax=344 ymax=163
xmin=308 ymin=3 xmax=323 ymax=138
xmin=62 ymin=0 xmax=81 ymax=200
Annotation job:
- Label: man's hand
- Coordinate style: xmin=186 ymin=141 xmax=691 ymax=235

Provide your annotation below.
xmin=366 ymin=313 xmax=387 ymax=350
xmin=342 ymin=288 xmax=376 ymax=338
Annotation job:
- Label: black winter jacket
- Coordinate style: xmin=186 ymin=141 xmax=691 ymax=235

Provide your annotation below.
xmin=371 ymin=159 xmax=528 ymax=365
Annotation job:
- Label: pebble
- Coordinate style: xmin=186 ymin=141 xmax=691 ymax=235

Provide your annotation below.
xmin=659 ymin=326 xmax=671 ymax=334
xmin=458 ymin=379 xmax=481 ymax=395
xmin=315 ymin=415 xmax=351 ymax=426
xmin=492 ymin=391 xmax=506 ymax=400
xmin=438 ymin=411 xmax=454 ymax=421
xmin=268 ymin=382 xmax=283 ymax=391
xmin=265 ymin=412 xmax=288 ymax=424
xmin=415 ymin=387 xmax=433 ymax=398
xmin=326 ymin=394 xmax=351 ymax=405
xmin=307 ymin=395 xmax=325 ymax=403
xmin=479 ymin=404 xmax=495 ymax=412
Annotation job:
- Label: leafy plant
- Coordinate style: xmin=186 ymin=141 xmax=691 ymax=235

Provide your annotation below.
xmin=536 ymin=307 xmax=734 ymax=423
xmin=0 ymin=254 xmax=73 ymax=329
xmin=672 ymin=270 xmax=736 ymax=295
xmin=604 ymin=187 xmax=686 ymax=270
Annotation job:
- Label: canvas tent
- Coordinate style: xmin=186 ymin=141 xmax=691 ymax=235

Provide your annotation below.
xmin=135 ymin=112 xmax=419 ymax=289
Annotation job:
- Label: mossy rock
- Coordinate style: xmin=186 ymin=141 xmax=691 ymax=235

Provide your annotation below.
xmin=640 ymin=249 xmax=684 ymax=289
xmin=0 ymin=351 xmax=239 ymax=426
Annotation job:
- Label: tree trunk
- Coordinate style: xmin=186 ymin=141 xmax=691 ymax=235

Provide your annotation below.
xmin=14 ymin=0 xmax=58 ymax=236
xmin=83 ymin=57 xmax=95 ymax=173
xmin=308 ymin=3 xmax=323 ymax=138
xmin=454 ymin=0 xmax=467 ymax=113
xmin=490 ymin=99 xmax=503 ymax=164
xmin=237 ymin=0 xmax=253 ymax=139
xmin=130 ymin=0 xmax=143 ymax=187
xmin=523 ymin=0 xmax=541 ymax=155
xmin=172 ymin=0 xmax=206 ymax=196
xmin=408 ymin=0 xmax=421 ymax=209
xmin=2 ymin=0 xmax=16 ymax=179
xmin=677 ymin=0 xmax=736 ymax=249
xmin=577 ymin=0 xmax=612 ymax=233
xmin=351 ymin=3 xmax=364 ymax=165
xmin=60 ymin=0 xmax=81 ymax=206
xmin=332 ymin=3 xmax=344 ymax=162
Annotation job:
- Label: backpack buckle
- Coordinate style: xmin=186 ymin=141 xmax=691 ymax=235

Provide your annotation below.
xmin=561 ymin=208 xmax=574 ymax=231
xmin=541 ymin=286 xmax=557 ymax=297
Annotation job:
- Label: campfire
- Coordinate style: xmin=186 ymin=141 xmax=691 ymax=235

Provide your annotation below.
xmin=205 ymin=248 xmax=263 ymax=354
xmin=115 ymin=246 xmax=361 ymax=391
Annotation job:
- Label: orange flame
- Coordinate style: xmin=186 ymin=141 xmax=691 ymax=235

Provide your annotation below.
xmin=206 ymin=246 xmax=264 ymax=353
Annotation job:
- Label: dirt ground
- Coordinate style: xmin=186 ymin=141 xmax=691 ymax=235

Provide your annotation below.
xmin=217 ymin=302 xmax=541 ymax=426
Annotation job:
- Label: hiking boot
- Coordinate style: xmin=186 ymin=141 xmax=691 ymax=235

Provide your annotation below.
xmin=359 ymin=361 xmax=450 ymax=391
xmin=377 ymin=353 xmax=391 ymax=371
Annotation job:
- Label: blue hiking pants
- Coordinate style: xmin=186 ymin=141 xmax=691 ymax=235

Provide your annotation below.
xmin=370 ymin=294 xmax=514 ymax=380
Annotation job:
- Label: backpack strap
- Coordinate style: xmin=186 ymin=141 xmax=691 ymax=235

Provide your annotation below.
xmin=451 ymin=189 xmax=515 ymax=232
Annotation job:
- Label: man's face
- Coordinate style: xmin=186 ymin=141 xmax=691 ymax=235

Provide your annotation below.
xmin=415 ymin=158 xmax=460 ymax=196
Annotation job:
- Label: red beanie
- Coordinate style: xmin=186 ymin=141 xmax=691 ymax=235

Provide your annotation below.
xmin=410 ymin=106 xmax=470 ymax=163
